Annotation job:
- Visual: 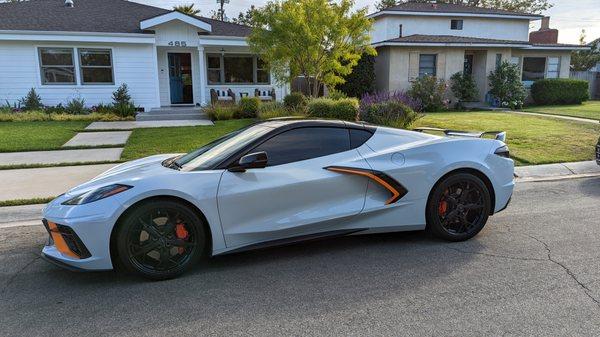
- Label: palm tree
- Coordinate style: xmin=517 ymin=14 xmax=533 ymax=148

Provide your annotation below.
xmin=173 ymin=4 xmax=201 ymax=16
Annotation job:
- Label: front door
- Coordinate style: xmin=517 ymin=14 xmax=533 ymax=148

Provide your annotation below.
xmin=216 ymin=127 xmax=371 ymax=248
xmin=168 ymin=53 xmax=193 ymax=104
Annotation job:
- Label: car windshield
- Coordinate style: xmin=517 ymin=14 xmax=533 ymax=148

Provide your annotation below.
xmin=175 ymin=123 xmax=274 ymax=170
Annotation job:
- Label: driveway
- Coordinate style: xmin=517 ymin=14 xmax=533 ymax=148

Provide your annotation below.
xmin=1 ymin=177 xmax=599 ymax=336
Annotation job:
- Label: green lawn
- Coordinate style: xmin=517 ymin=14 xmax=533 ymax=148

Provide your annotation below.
xmin=121 ymin=119 xmax=254 ymax=161
xmin=523 ymin=101 xmax=600 ymax=121
xmin=414 ymin=111 xmax=600 ymax=165
xmin=0 ymin=121 xmax=89 ymax=152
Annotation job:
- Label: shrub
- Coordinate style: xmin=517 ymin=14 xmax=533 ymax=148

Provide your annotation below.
xmin=488 ymin=61 xmax=526 ymax=110
xmin=112 ymin=83 xmax=132 ymax=105
xmin=92 ymin=103 xmax=115 ymax=115
xmin=327 ymin=89 xmax=348 ymax=100
xmin=531 ymin=78 xmax=589 ymax=105
xmin=337 ymin=53 xmax=376 ymax=98
xmin=0 ymin=111 xmax=133 ymax=122
xmin=65 ymin=97 xmax=89 ymax=115
xmin=360 ymin=90 xmax=422 ymax=113
xmin=113 ymin=102 xmax=137 ymax=118
xmin=306 ymin=98 xmax=359 ymax=121
xmin=360 ymin=100 xmax=421 ymax=129
xmin=235 ymin=97 xmax=260 ymax=118
xmin=20 ymin=88 xmax=43 ymax=111
xmin=203 ymin=104 xmax=236 ymax=120
xmin=258 ymin=101 xmax=301 ymax=119
xmin=408 ymin=75 xmax=448 ymax=112
xmin=44 ymin=104 xmax=66 ymax=114
xmin=283 ymin=92 xmax=308 ymax=112
xmin=450 ymin=72 xmax=478 ymax=103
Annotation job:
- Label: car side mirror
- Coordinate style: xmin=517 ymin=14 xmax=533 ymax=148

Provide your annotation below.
xmin=228 ymin=151 xmax=268 ymax=172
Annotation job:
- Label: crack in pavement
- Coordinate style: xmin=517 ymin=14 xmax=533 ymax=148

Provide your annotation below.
xmin=0 ymin=253 xmax=40 ymax=297
xmin=526 ymin=234 xmax=600 ymax=310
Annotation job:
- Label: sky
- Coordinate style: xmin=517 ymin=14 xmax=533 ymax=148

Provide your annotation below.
xmin=133 ymin=0 xmax=600 ymax=44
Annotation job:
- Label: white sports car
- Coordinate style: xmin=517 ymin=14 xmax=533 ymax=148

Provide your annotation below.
xmin=41 ymin=119 xmax=514 ymax=279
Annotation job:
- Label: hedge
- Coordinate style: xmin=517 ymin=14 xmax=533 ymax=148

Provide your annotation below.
xmin=306 ymin=98 xmax=359 ymax=121
xmin=531 ymin=79 xmax=589 ymax=105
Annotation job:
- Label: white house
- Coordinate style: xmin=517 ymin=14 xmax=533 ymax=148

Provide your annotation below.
xmin=368 ymin=2 xmax=588 ymax=103
xmin=0 ymin=0 xmax=288 ymax=111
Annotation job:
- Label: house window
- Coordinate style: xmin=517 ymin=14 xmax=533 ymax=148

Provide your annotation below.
xmin=207 ymin=54 xmax=270 ymax=85
xmin=495 ymin=54 xmax=503 ymax=69
xmin=419 ymin=54 xmax=437 ymax=77
xmin=451 ymin=20 xmax=463 ymax=30
xmin=256 ymin=58 xmax=270 ymax=84
xmin=547 ymin=57 xmax=560 ymax=78
xmin=79 ymin=49 xmax=114 ymax=84
xmin=207 ymin=55 xmax=222 ymax=84
xmin=522 ymin=57 xmax=546 ymax=82
xmin=464 ymin=54 xmax=473 ymax=75
xmin=39 ymin=48 xmax=76 ymax=85
xmin=398 ymin=24 xmax=403 ymax=38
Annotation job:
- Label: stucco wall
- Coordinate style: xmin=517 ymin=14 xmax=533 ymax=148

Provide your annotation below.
xmin=0 ymin=41 xmax=160 ymax=110
xmin=371 ymin=15 xmax=530 ymax=43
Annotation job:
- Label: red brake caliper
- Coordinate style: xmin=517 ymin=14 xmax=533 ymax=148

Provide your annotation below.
xmin=438 ymin=189 xmax=449 ymax=216
xmin=175 ymin=223 xmax=189 ymax=254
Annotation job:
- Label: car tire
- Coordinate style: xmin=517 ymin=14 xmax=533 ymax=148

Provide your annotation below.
xmin=426 ymin=173 xmax=491 ymax=242
xmin=115 ymin=199 xmax=207 ymax=280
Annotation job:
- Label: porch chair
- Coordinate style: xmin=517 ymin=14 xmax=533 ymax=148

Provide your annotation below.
xmin=210 ymin=88 xmax=236 ymax=105
xmin=254 ymin=88 xmax=276 ymax=101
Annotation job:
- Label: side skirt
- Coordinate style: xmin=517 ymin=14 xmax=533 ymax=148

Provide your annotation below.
xmin=215 ymin=228 xmax=368 ymax=256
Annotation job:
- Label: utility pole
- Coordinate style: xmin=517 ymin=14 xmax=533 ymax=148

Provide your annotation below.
xmin=216 ymin=0 xmax=229 ymax=21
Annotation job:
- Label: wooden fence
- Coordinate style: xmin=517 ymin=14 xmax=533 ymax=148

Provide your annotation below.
xmin=570 ymin=71 xmax=600 ymax=99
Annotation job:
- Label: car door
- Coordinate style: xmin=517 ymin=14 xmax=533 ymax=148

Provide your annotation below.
xmin=217 ymin=126 xmax=371 ymax=248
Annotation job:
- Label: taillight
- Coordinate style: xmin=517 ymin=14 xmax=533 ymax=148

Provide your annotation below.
xmin=494 ymin=145 xmax=510 ymax=158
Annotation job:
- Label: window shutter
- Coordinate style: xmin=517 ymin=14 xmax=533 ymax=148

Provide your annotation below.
xmin=436 ymin=53 xmax=446 ymax=78
xmin=408 ymin=52 xmax=419 ymax=81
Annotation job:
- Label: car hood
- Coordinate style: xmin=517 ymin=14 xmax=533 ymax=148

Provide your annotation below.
xmin=66 ymin=154 xmax=182 ymax=196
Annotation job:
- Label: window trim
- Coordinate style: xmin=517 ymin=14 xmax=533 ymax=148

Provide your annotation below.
xmin=206 ymin=53 xmax=270 ymax=85
xmin=451 ymin=19 xmax=464 ymax=30
xmin=38 ymin=47 xmax=76 ymax=85
xmin=546 ymin=56 xmax=561 ymax=79
xmin=418 ymin=54 xmax=437 ymax=78
xmin=78 ymin=48 xmax=115 ymax=85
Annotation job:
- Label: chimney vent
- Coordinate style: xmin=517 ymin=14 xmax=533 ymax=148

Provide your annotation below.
xmin=65 ymin=0 xmax=74 ymax=8
xmin=541 ymin=17 xmax=550 ymax=30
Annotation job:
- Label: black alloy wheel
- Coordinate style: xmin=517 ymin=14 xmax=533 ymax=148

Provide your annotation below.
xmin=426 ymin=173 xmax=491 ymax=241
xmin=115 ymin=199 xmax=206 ymax=280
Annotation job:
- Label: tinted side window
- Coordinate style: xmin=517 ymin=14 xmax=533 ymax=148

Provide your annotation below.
xmin=252 ymin=127 xmax=351 ymax=166
xmin=349 ymin=129 xmax=373 ymax=149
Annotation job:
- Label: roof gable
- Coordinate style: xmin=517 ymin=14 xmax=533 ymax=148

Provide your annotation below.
xmin=140 ymin=12 xmax=212 ymax=32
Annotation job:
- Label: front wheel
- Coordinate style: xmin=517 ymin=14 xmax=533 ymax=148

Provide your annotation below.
xmin=426 ymin=173 xmax=491 ymax=241
xmin=115 ymin=199 xmax=207 ymax=280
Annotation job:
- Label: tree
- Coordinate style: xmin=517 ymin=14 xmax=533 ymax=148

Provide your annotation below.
xmin=248 ymin=0 xmax=376 ymax=98
xmin=173 ymin=4 xmax=201 ymax=16
xmin=571 ymin=30 xmax=600 ymax=71
xmin=231 ymin=5 xmax=257 ymax=26
xmin=390 ymin=0 xmax=552 ymax=14
xmin=337 ymin=53 xmax=376 ymax=98
xmin=488 ymin=61 xmax=526 ymax=110
xmin=376 ymin=0 xmax=397 ymax=11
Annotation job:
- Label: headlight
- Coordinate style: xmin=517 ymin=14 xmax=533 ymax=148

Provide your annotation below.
xmin=494 ymin=145 xmax=510 ymax=158
xmin=62 ymin=184 xmax=132 ymax=205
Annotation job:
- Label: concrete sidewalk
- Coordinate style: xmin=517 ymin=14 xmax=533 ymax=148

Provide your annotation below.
xmin=515 ymin=160 xmax=600 ymax=181
xmin=86 ymin=120 xmax=213 ymax=130
xmin=0 ymin=148 xmax=123 ymax=166
xmin=511 ymin=111 xmax=600 ymax=124
xmin=0 ymin=163 xmax=116 ymax=201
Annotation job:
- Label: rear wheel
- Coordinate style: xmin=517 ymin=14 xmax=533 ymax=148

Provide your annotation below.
xmin=115 ymin=199 xmax=207 ymax=280
xmin=426 ymin=173 xmax=491 ymax=241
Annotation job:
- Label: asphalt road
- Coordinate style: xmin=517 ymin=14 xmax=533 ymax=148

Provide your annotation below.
xmin=1 ymin=177 xmax=599 ymax=336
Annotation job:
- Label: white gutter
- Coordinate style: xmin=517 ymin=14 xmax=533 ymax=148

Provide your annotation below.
xmin=372 ymin=41 xmax=589 ymax=51
xmin=0 ymin=30 xmax=156 ymax=44
xmin=367 ymin=10 xmax=543 ymax=20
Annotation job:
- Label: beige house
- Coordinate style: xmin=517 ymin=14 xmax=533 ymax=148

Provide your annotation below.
xmin=369 ymin=2 xmax=586 ymax=103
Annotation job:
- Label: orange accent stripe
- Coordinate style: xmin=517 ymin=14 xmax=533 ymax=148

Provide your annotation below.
xmin=327 ymin=167 xmax=400 ymax=205
xmin=47 ymin=221 xmax=80 ymax=259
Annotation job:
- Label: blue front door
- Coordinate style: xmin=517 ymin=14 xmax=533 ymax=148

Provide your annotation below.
xmin=168 ymin=53 xmax=193 ymax=104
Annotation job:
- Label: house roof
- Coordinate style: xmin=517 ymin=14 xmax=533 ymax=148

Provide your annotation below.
xmin=373 ymin=34 xmax=588 ymax=50
xmin=370 ymin=2 xmax=543 ymax=19
xmin=0 ymin=0 xmax=252 ymax=37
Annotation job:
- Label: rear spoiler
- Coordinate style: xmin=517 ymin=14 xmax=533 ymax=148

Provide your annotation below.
xmin=413 ymin=127 xmax=506 ymax=142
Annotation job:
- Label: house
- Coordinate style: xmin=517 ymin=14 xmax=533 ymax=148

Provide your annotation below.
xmin=368 ymin=2 xmax=587 ymax=103
xmin=0 ymin=0 xmax=288 ymax=111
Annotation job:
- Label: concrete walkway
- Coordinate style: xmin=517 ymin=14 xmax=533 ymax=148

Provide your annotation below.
xmin=0 ymin=204 xmax=45 ymax=228
xmin=0 ymin=148 xmax=123 ymax=166
xmin=0 ymin=164 xmax=116 ymax=201
xmin=515 ymin=160 xmax=600 ymax=181
xmin=511 ymin=111 xmax=600 ymax=124
xmin=63 ymin=131 xmax=131 ymax=147
xmin=86 ymin=120 xmax=212 ymax=130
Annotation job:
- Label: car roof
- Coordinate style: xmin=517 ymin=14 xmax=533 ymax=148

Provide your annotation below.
xmin=259 ymin=118 xmax=375 ymax=131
